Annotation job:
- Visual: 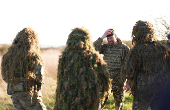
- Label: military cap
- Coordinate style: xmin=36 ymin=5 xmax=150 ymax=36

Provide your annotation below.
xmin=167 ymin=34 xmax=170 ymax=39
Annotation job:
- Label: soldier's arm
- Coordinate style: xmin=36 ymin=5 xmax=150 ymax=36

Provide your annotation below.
xmin=122 ymin=44 xmax=130 ymax=64
xmin=93 ymin=37 xmax=104 ymax=54
xmin=121 ymin=52 xmax=133 ymax=82
xmin=125 ymin=45 xmax=130 ymax=56
xmin=1 ymin=57 xmax=9 ymax=83
xmin=33 ymin=62 xmax=45 ymax=90
xmin=96 ymin=58 xmax=110 ymax=96
xmin=1 ymin=71 xmax=8 ymax=83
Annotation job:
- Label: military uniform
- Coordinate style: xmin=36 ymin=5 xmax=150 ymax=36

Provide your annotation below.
xmin=94 ymin=37 xmax=129 ymax=110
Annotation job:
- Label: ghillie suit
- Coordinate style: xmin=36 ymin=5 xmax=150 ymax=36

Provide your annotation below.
xmin=1 ymin=28 xmax=46 ymax=110
xmin=93 ymin=30 xmax=129 ymax=110
xmin=121 ymin=20 xmax=170 ymax=110
xmin=53 ymin=27 xmax=110 ymax=110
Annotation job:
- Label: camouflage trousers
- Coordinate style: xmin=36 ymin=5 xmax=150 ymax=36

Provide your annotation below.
xmin=110 ymin=71 xmax=126 ymax=110
xmin=11 ymin=90 xmax=46 ymax=110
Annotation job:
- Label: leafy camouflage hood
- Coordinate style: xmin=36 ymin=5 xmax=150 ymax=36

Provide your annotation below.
xmin=132 ymin=20 xmax=157 ymax=45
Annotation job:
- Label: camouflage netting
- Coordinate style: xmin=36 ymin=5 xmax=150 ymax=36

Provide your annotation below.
xmin=122 ymin=20 xmax=170 ymax=99
xmin=53 ymin=27 xmax=110 ymax=110
xmin=1 ymin=28 xmax=44 ymax=91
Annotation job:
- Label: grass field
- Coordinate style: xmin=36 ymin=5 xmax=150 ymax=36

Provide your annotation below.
xmin=0 ymin=47 xmax=133 ymax=110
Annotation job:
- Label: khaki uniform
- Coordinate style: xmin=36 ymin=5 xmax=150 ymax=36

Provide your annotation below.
xmin=4 ymin=63 xmax=46 ymax=110
xmin=94 ymin=38 xmax=129 ymax=110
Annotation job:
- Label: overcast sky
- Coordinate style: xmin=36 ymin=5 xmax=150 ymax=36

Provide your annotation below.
xmin=0 ymin=0 xmax=169 ymax=47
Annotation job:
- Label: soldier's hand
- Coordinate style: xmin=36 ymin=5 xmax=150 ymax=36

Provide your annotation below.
xmin=124 ymin=83 xmax=131 ymax=92
xmin=101 ymin=29 xmax=113 ymax=39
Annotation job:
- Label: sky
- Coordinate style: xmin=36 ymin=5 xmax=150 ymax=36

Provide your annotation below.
xmin=0 ymin=0 xmax=169 ymax=47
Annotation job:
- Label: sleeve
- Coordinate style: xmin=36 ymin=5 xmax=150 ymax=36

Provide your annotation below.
xmin=163 ymin=43 xmax=170 ymax=51
xmin=123 ymin=44 xmax=130 ymax=59
xmin=33 ymin=62 xmax=45 ymax=83
xmin=96 ymin=58 xmax=110 ymax=100
xmin=93 ymin=37 xmax=104 ymax=54
xmin=1 ymin=71 xmax=8 ymax=83
xmin=121 ymin=44 xmax=130 ymax=65
xmin=1 ymin=56 xmax=9 ymax=83
xmin=121 ymin=50 xmax=136 ymax=82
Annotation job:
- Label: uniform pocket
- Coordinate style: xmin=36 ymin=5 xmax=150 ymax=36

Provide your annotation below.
xmin=13 ymin=82 xmax=24 ymax=92
xmin=7 ymin=83 xmax=13 ymax=95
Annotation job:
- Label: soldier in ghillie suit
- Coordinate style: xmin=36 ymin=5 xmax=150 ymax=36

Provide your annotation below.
xmin=53 ymin=27 xmax=110 ymax=110
xmin=164 ymin=34 xmax=170 ymax=51
xmin=93 ymin=29 xmax=130 ymax=110
xmin=1 ymin=28 xmax=46 ymax=110
xmin=121 ymin=20 xmax=170 ymax=110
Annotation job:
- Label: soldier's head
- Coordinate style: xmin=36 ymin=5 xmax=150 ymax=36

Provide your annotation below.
xmin=67 ymin=27 xmax=95 ymax=51
xmin=106 ymin=29 xmax=117 ymax=45
xmin=12 ymin=28 xmax=40 ymax=52
xmin=132 ymin=20 xmax=157 ymax=45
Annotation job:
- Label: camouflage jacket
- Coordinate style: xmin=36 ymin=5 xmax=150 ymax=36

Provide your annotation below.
xmin=93 ymin=37 xmax=130 ymax=72
xmin=164 ymin=41 xmax=170 ymax=51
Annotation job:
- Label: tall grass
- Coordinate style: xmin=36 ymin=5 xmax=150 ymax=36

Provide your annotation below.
xmin=0 ymin=56 xmax=14 ymax=110
xmin=41 ymin=48 xmax=62 ymax=109
xmin=103 ymin=92 xmax=133 ymax=110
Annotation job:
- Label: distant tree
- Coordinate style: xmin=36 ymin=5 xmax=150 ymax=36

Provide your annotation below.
xmin=153 ymin=11 xmax=170 ymax=39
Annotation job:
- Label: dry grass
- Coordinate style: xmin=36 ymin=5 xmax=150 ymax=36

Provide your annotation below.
xmin=40 ymin=48 xmax=63 ymax=109
xmin=0 ymin=56 xmax=14 ymax=110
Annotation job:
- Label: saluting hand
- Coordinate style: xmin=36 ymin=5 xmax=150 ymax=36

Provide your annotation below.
xmin=101 ymin=29 xmax=113 ymax=39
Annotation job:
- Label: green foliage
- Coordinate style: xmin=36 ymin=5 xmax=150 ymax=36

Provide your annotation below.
xmin=0 ymin=103 xmax=13 ymax=110
xmin=0 ymin=96 xmax=14 ymax=110
xmin=43 ymin=96 xmax=55 ymax=110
